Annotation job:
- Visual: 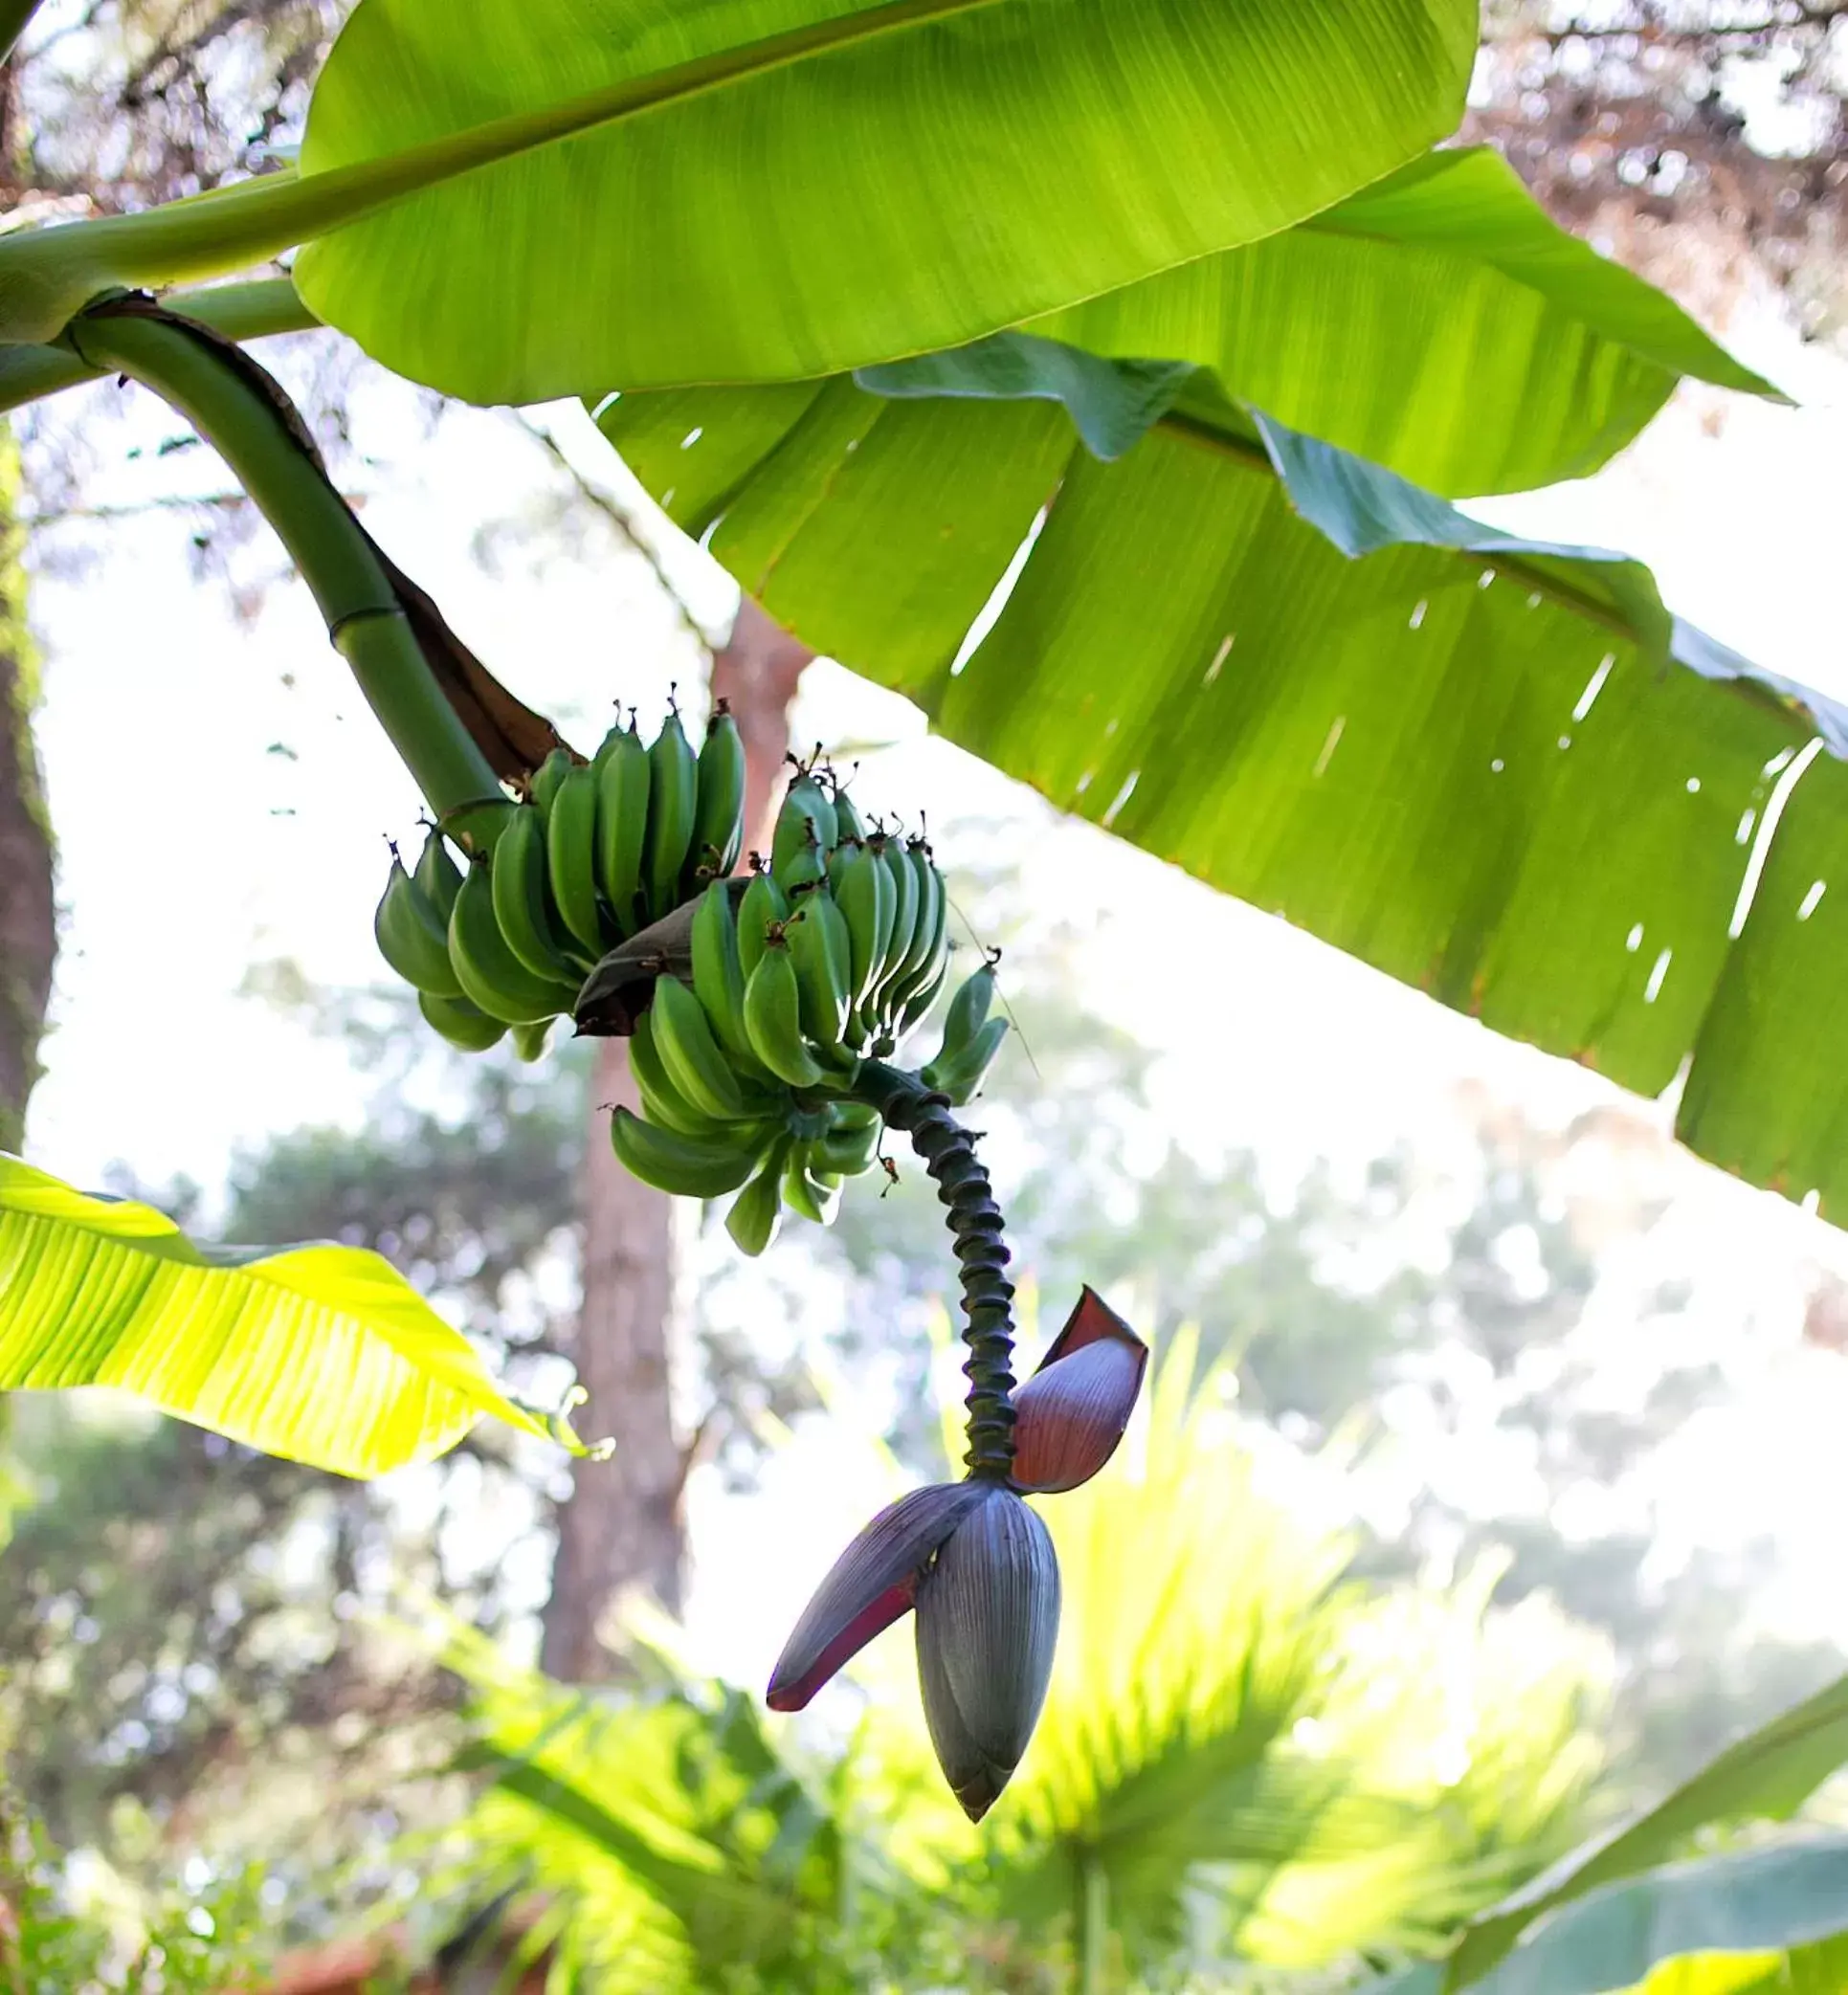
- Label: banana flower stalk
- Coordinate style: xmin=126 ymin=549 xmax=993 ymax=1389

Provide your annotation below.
xmin=768 ymin=1286 xmax=1147 ymax=1818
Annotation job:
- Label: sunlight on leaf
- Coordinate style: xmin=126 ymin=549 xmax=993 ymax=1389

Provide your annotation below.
xmin=0 ymin=1154 xmax=598 ymax=1477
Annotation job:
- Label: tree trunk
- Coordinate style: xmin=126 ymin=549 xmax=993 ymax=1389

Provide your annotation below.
xmin=539 ymin=1034 xmax=680 ymax=1677
xmin=539 ymin=597 xmax=812 ymax=1680
xmin=0 ymin=424 xmax=53 ymax=1155
xmin=712 ymin=595 xmax=815 ymax=854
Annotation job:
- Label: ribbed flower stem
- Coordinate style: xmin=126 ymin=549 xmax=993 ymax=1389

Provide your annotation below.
xmin=850 ymin=1060 xmax=1016 ymax=1479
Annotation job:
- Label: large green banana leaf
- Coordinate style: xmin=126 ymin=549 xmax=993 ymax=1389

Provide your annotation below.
xmin=1446 ymin=1670 xmax=1848 ymax=1987
xmin=1381 ymin=1841 xmax=1848 ymax=1995
xmin=591 ymin=347 xmax=1848 ymax=1221
xmin=0 ymin=1154 xmax=593 ymax=1477
xmin=1387 ymin=1876 xmax=1848 ymax=1995
xmin=284 ymin=0 xmax=1478 ymax=403
xmin=1019 ymin=146 xmax=1777 ymax=498
xmin=1472 ymin=1843 xmax=1848 ymax=1995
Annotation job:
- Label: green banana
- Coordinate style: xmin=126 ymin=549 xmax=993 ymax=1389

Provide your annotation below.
xmin=783 ymin=1149 xmax=842 ymax=1226
xmin=413 ymin=826 xmax=464 ymax=923
xmin=591 ymin=710 xmax=630 ymax=771
xmin=690 ymin=876 xmax=762 ymax=1074
xmin=511 ymin=1018 xmax=552 ymax=1063
xmin=610 ymin=1107 xmax=763 ymax=1200
xmin=773 ymin=822 xmax=828 ymax=896
xmin=813 ymin=1115 xmax=881 ymax=1177
xmin=687 ymin=702 xmax=746 ymax=892
xmin=651 ymin=972 xmax=756 ymax=1121
xmin=375 ymin=852 xmax=464 ymax=997
xmin=884 ymin=841 xmax=946 ymax=1012
xmin=771 ymin=772 xmax=836 ymax=879
xmin=594 ymin=720 xmax=652 ymax=936
xmin=449 ymin=860 xmax=579 ymax=1024
xmin=630 ymin=1009 xmax=730 ymax=1139
xmin=833 ymin=841 xmax=894 ymax=1016
xmin=725 ymin=1139 xmax=791 ymax=1257
xmin=737 ymin=869 xmax=790 ymax=980
xmin=786 ymin=889 xmax=853 ymax=1056
xmin=529 ymin=747 xmax=573 ymax=821
xmin=924 ymin=1014 xmax=1010 ymax=1105
xmin=743 ymin=934 xmax=829 ymax=1088
xmin=643 ymin=706 xmax=699 ymax=921
xmin=417 ymin=989 xmax=506 ymax=1053
xmin=939 ymin=959 xmax=997 ymax=1062
xmin=781 ymin=1150 xmax=825 ymax=1224
xmin=491 ymin=805 xmax=584 ymax=985
xmin=547 ymin=763 xmax=606 ymax=954
xmin=874 ymin=834 xmax=918 ymax=1015
xmin=829 ymin=1098 xmax=880 ymax=1133
xmin=895 ymin=959 xmax=950 ymax=1041
xmin=831 ymin=784 xmax=867 ymax=849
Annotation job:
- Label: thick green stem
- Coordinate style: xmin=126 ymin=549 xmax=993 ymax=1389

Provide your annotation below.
xmin=0 ymin=278 xmax=320 ymax=416
xmin=63 ymin=305 xmax=501 ymax=827
xmin=850 ymin=1060 xmax=1016 ymax=1478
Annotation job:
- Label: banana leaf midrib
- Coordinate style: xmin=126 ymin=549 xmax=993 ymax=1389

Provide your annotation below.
xmin=307 ymin=0 xmax=1023 ymax=171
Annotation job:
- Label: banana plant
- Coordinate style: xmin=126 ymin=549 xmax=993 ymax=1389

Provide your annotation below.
xmin=0 ymin=0 xmax=1826 ymax=1791
xmin=0 ymin=0 xmax=1486 ymax=1476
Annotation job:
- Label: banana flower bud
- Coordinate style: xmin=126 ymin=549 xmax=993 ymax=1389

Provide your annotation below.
xmin=915 ymin=1482 xmax=1058 ymax=1819
xmin=767 ymin=1287 xmax=1147 ymax=1819
xmin=1008 ymin=1285 xmax=1148 ymax=1494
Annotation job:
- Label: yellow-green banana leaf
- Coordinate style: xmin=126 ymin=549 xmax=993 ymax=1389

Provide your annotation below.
xmin=0 ymin=1153 xmax=596 ymax=1478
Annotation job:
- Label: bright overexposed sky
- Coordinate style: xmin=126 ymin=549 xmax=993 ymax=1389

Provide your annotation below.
xmin=19 ymin=282 xmax=1848 ymax=1688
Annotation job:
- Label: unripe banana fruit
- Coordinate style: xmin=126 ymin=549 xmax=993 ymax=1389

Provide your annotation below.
xmin=375 ymin=849 xmax=464 ymax=998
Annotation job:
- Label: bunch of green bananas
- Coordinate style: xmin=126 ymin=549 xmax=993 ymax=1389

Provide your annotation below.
xmin=611 ymin=766 xmax=1008 ymax=1256
xmin=377 ymin=720 xmax=1010 ymax=1254
xmin=373 ymin=700 xmax=746 ymax=1059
